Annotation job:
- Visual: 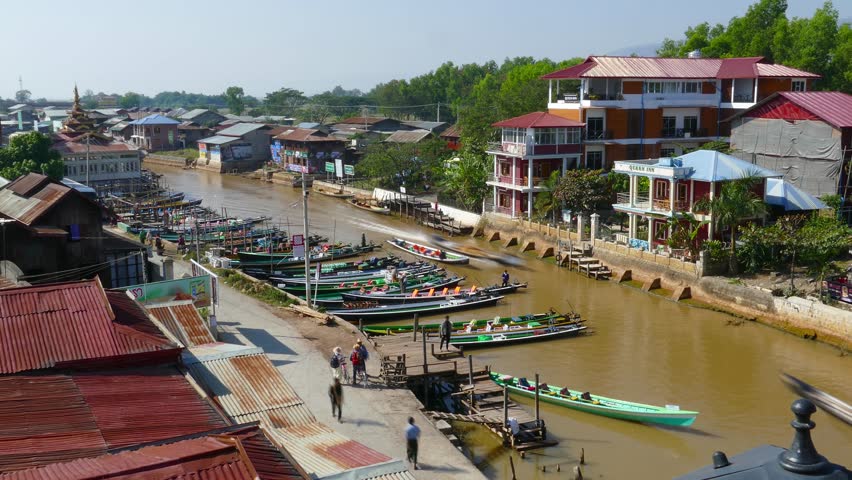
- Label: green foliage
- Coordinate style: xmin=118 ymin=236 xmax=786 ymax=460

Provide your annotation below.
xmin=119 ymin=92 xmax=143 ymax=108
xmin=356 ymin=138 xmax=449 ymax=193
xmin=703 ymin=240 xmax=729 ymax=264
xmin=264 ymin=87 xmax=306 ymax=116
xmin=533 ymin=171 xmax=562 ymax=223
xmin=224 ymin=86 xmax=246 ymax=115
xmin=697 ymin=141 xmax=732 ymax=154
xmin=216 ymin=268 xmax=295 ymax=308
xmin=609 ymin=173 xmax=630 ymax=193
xmin=657 ymin=0 xmax=852 ymax=92
xmin=657 ymin=214 xmax=708 ymax=260
xmin=552 ymin=169 xmax=611 ymax=216
xmin=0 ymin=132 xmax=64 ymax=180
xmin=441 ymin=149 xmax=489 ymax=212
xmin=820 ymin=194 xmax=842 ymax=212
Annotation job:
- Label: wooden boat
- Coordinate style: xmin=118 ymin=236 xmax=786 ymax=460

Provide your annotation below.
xmin=280 ymin=272 xmax=448 ymax=294
xmin=311 ymin=276 xmax=465 ymax=305
xmin=386 ymin=238 xmax=469 ymax=264
xmin=273 ymin=264 xmax=441 ymax=286
xmin=242 ymin=257 xmax=400 ymax=279
xmin=328 ymin=294 xmax=502 ymax=321
xmin=314 ymin=186 xmax=354 ymax=199
xmin=235 ymin=245 xmax=377 ymax=268
xmin=348 ymin=198 xmax=390 ymax=215
xmin=449 ymin=318 xmax=586 ymax=346
xmin=361 ymin=310 xmax=565 ymax=335
xmin=490 ymin=372 xmax=699 ymax=427
xmin=340 ymin=282 xmax=527 ymax=305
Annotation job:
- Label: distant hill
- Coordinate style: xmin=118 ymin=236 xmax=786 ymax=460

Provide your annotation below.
xmin=605 ymin=43 xmax=661 ymax=57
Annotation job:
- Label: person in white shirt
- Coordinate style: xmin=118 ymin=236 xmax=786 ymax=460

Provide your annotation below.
xmin=405 ymin=417 xmax=421 ymax=469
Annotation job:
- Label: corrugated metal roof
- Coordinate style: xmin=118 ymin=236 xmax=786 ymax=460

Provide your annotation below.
xmin=400 ymin=120 xmax=446 ymax=131
xmin=384 ymin=129 xmax=432 ymax=143
xmin=128 ymin=114 xmax=180 ymax=125
xmin=336 ymin=116 xmax=389 ymax=125
xmin=439 ymin=124 xmax=461 ymax=139
xmin=5 ymin=173 xmax=51 ymax=197
xmin=775 ymin=91 xmax=852 ymax=129
xmin=493 ymin=112 xmax=584 ymax=128
xmin=0 ymin=280 xmax=177 ymax=374
xmin=147 ymin=300 xmax=216 ymax=347
xmin=542 ymin=55 xmax=818 ymax=80
xmin=199 ymin=135 xmax=241 ymax=145
xmin=218 ymin=123 xmax=268 ymax=137
xmin=0 ymin=425 xmax=307 ymax=480
xmin=180 ymin=108 xmax=214 ymax=120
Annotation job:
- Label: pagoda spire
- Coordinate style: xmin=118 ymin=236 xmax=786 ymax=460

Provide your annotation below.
xmin=73 ymin=84 xmax=80 ymax=107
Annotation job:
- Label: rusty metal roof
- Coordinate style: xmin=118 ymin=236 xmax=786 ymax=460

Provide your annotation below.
xmin=439 ymin=124 xmax=461 ymax=139
xmin=183 ymin=344 xmax=395 ymax=478
xmin=147 ymin=300 xmax=216 ymax=347
xmin=384 ymin=129 xmax=432 ymax=144
xmin=0 ymin=425 xmax=307 ymax=480
xmin=0 ymin=174 xmax=73 ymax=226
xmin=493 ymin=112 xmax=584 ymax=128
xmin=0 ymin=366 xmax=227 ymax=472
xmin=542 ymin=55 xmax=819 ymax=80
xmin=0 ymin=280 xmax=177 ymax=374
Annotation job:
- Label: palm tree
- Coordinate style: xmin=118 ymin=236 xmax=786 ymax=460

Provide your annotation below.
xmin=694 ymin=176 xmax=767 ymax=273
xmin=533 ymin=171 xmax=562 ymax=224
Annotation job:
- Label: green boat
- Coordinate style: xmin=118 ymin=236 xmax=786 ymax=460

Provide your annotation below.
xmin=235 ymin=245 xmax=377 ymax=268
xmin=309 ymin=276 xmax=465 ymax=303
xmin=451 ymin=320 xmax=587 ymax=347
xmin=490 ymin=372 xmax=699 ymax=427
xmin=282 ymin=273 xmax=448 ymax=294
xmin=361 ymin=311 xmax=569 ymax=335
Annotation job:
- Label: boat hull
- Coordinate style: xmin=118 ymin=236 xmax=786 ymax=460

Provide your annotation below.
xmin=386 ymin=238 xmax=469 ymax=264
xmin=329 ymin=295 xmax=501 ymax=321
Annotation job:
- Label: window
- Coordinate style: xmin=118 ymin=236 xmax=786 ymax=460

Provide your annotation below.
xmin=500 ymin=162 xmax=511 ymax=176
xmin=645 ymin=82 xmax=662 ymax=93
xmin=677 ymin=183 xmax=688 ymax=202
xmin=566 ymin=128 xmax=581 ymax=144
xmin=662 ymin=116 xmax=676 ymax=136
xmin=661 ymin=148 xmax=676 ymax=157
xmin=535 ymin=128 xmax=558 ymax=145
xmin=792 ymin=80 xmax=806 ymax=92
xmin=683 ymin=116 xmax=698 ymax=134
xmin=154 ymin=127 xmax=161 ymax=134
xmin=587 ymin=117 xmax=604 ymax=138
xmin=586 ymin=151 xmax=603 ymax=169
xmin=655 ymin=179 xmax=669 ymax=199
xmin=682 ymin=82 xmax=700 ymax=93
xmin=662 ymin=82 xmax=680 ymax=94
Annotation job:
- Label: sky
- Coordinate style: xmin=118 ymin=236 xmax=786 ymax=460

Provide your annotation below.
xmin=2 ymin=0 xmax=850 ymax=100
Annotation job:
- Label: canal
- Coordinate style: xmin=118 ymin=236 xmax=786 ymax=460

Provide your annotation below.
xmin=152 ymin=166 xmax=852 ymax=479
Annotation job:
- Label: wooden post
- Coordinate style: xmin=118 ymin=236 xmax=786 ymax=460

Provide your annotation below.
xmin=509 ymin=456 xmax=517 ymax=480
xmin=412 ymin=314 xmax=419 ymax=341
xmin=424 ymin=376 xmax=429 ymax=410
xmin=503 ymin=386 xmax=509 ymax=430
xmin=421 ymin=326 xmax=428 ymax=374
xmin=535 ymin=373 xmax=540 ymax=425
xmin=468 ymin=355 xmax=473 ymax=386
xmin=358 ymin=318 xmax=363 ymax=334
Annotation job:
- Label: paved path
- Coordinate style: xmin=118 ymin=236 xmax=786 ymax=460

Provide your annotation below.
xmin=170 ymin=258 xmax=486 ymax=480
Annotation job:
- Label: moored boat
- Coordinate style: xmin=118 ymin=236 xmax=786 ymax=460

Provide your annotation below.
xmin=314 ymin=186 xmax=354 ymax=199
xmin=348 ymin=198 xmax=390 ymax=215
xmin=361 ymin=310 xmax=566 ymax=335
xmin=273 ymin=264 xmax=441 ymax=286
xmin=490 ymin=372 xmax=699 ymax=427
xmin=386 ymin=238 xmax=469 ymax=264
xmin=449 ymin=318 xmax=586 ymax=347
xmin=281 ymin=273 xmax=448 ymax=294
xmin=328 ymin=294 xmax=502 ymax=321
xmin=235 ymin=244 xmax=377 ymax=268
xmin=310 ymin=275 xmax=465 ymax=305
xmin=340 ymin=282 xmax=527 ymax=305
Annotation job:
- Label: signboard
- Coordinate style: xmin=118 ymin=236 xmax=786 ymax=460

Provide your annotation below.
xmin=270 ymin=141 xmax=282 ymax=163
xmin=231 ymin=144 xmax=252 ymax=160
xmin=344 ymin=164 xmax=354 ymax=176
xmin=125 ymin=275 xmax=213 ymax=308
xmin=199 ymin=143 xmax=208 ymax=156
xmin=400 ymin=186 xmax=407 ymax=194
xmin=191 ymin=259 xmax=219 ymax=307
xmin=291 ymin=234 xmax=305 ymax=258
xmin=325 ymin=161 xmax=334 ymax=173
xmin=287 ymin=163 xmax=306 ymax=173
xmin=335 ymin=159 xmax=344 ymax=179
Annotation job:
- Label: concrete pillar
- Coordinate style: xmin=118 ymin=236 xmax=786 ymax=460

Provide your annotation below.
xmin=578 ymin=215 xmax=586 ymax=241
xmin=628 ymin=213 xmax=636 ymax=240
xmin=669 ymin=178 xmax=676 ymax=216
xmin=527 ymin=159 xmax=534 ymax=220
xmin=162 ymin=257 xmax=174 ymax=281
xmin=648 ymin=176 xmax=655 ymax=210
xmin=629 ymin=175 xmax=636 ymax=207
xmin=647 ymin=217 xmax=654 ymax=247
xmin=590 ymin=213 xmax=600 ymax=240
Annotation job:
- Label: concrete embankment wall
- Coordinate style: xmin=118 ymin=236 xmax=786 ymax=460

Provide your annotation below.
xmin=143 ymin=154 xmax=190 ymax=168
xmin=480 ymin=213 xmax=851 ymax=349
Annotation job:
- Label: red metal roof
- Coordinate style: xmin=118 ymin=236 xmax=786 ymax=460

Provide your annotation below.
xmin=541 ymin=55 xmax=819 ymax=80
xmin=0 ymin=280 xmax=177 ymax=374
xmin=0 ymin=174 xmax=73 ymax=226
xmin=736 ymin=91 xmax=852 ymax=129
xmin=492 ymin=112 xmax=584 ymax=129
xmin=0 ymin=425 xmax=307 ymax=480
xmin=336 ymin=116 xmax=389 ymax=125
xmin=0 ymin=366 xmax=227 ymax=472
xmin=439 ymin=124 xmax=461 ymax=139
xmin=146 ymin=300 xmax=216 ymax=347
xmin=274 ymin=128 xmax=342 ymax=143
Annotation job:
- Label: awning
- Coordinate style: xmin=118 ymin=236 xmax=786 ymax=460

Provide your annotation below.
xmin=765 ymin=178 xmax=828 ymax=211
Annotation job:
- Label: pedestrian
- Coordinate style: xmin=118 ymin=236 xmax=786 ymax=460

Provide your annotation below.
xmin=399 ymin=273 xmax=407 ymax=294
xmin=154 ymin=234 xmax=164 ymax=255
xmin=405 ymin=416 xmax=421 ymax=469
xmin=439 ymin=315 xmax=452 ymax=351
xmin=501 ymin=269 xmax=510 ymax=287
xmin=349 ymin=344 xmax=362 ymax=386
xmin=329 ymin=378 xmax=343 ymax=422
xmin=356 ymin=339 xmax=369 ymax=386
xmin=330 ymin=347 xmax=344 ymax=380
xmin=177 ymin=234 xmax=186 ymax=253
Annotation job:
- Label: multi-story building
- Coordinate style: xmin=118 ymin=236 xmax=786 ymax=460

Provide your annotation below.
xmin=485 ymin=112 xmax=584 ymax=219
xmin=129 ymin=114 xmax=180 ymax=151
xmin=543 ymin=55 xmax=819 ymax=168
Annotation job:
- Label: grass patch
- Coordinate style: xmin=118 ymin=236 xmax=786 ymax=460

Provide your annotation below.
xmin=623 ymin=279 xmax=644 ymax=289
xmin=650 ymin=287 xmax=674 ymax=297
xmin=214 ymin=268 xmax=295 ymax=308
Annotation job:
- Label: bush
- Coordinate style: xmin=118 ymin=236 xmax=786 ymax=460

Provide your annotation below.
xmin=703 ymin=240 xmax=728 ymax=264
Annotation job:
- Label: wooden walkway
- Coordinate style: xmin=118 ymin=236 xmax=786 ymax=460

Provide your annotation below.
xmin=384 ymin=194 xmax=473 ymax=236
xmin=370 ymin=330 xmax=556 ymax=451
xmin=560 ymin=245 xmax=612 ymax=280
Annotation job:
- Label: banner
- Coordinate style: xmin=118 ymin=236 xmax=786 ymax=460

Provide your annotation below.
xmin=335 ymin=159 xmax=344 ymax=178
xmin=191 ymin=259 xmax=219 ymax=307
xmin=125 ymin=275 xmax=212 ymax=308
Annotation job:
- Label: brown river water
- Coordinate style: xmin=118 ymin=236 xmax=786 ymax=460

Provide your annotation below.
xmin=151 ymin=166 xmax=851 ymax=479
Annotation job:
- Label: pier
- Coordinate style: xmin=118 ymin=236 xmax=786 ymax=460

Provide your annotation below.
xmin=384 ymin=193 xmax=473 ymax=236
xmin=369 ymin=325 xmax=557 ymax=451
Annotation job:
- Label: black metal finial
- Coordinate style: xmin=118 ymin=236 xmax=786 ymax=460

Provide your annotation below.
xmin=778 ymin=398 xmax=829 ymax=474
xmin=712 ymin=451 xmax=731 ymax=469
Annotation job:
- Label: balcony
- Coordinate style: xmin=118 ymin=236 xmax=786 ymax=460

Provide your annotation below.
xmin=586 ymin=129 xmax=613 ymax=141
xmin=660 ymin=128 xmax=708 ymax=139
xmin=487 ymin=142 xmax=530 ymax=157
xmin=614 ymin=192 xmax=690 ymax=214
xmin=487 ymin=173 xmax=548 ymax=191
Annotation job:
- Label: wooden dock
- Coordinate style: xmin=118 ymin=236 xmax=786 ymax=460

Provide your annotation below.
xmin=560 ymin=244 xmax=611 ymax=280
xmin=369 ymin=328 xmax=556 ymax=451
xmin=384 ymin=194 xmax=473 ymax=236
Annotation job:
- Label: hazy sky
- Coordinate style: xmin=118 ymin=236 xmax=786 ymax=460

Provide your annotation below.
xmin=3 ymin=0 xmax=850 ymax=100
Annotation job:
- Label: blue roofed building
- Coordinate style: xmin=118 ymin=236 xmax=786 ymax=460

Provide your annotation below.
xmin=128 ymin=114 xmax=180 ymax=151
xmin=612 ymin=149 xmax=825 ymax=252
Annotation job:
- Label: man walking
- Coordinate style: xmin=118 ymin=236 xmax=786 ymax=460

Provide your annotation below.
xmin=405 ymin=417 xmax=421 ymax=469
xmin=439 ymin=315 xmax=452 ymax=351
xmin=329 ymin=378 xmax=343 ymax=422
xmin=501 ymin=270 xmax=510 ymax=287
xmin=356 ymin=339 xmax=369 ymax=386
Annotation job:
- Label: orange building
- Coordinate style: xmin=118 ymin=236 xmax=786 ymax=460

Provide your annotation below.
xmin=543 ymin=56 xmax=819 ymax=168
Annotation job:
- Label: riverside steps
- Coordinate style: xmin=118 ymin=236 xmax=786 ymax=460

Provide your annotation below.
xmin=368 ymin=327 xmax=557 ymax=452
xmin=384 ymin=193 xmax=473 ymax=236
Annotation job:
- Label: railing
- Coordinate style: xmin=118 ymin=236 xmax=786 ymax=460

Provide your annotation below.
xmin=660 ymin=128 xmax=708 ymax=139
xmin=583 ymin=93 xmax=623 ymax=101
xmin=652 ymin=199 xmax=690 ymax=212
xmin=585 ymin=129 xmax=613 ymax=141
xmin=615 ymin=192 xmax=650 ymax=209
xmin=484 ymin=203 xmax=516 ymax=217
xmin=486 ymin=173 xmax=546 ymax=189
xmin=487 ymin=142 xmax=529 ymax=156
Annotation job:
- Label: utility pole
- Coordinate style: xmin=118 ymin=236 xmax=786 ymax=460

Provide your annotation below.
xmin=302 ymin=169 xmax=311 ymax=307
xmin=195 ymin=217 xmax=201 ymax=262
xmin=436 ymin=102 xmax=440 ymax=122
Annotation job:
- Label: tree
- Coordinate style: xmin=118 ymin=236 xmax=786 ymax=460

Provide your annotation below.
xmin=552 ymin=169 xmax=611 ymax=217
xmin=264 ymin=88 xmax=306 ymax=116
xmin=356 ymin=138 xmax=448 ymax=192
xmin=694 ymin=176 xmax=768 ymax=273
xmin=14 ymin=90 xmax=31 ymax=103
xmin=224 ymin=86 xmax=246 ymax=115
xmin=119 ymin=92 xmax=142 ymax=108
xmin=533 ymin=171 xmax=562 ymax=224
xmin=656 ymin=214 xmax=708 ymax=260
xmin=0 ymin=132 xmax=64 ymax=180
xmin=441 ymin=149 xmax=489 ymax=212
xmin=81 ymin=89 xmax=99 ymax=109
